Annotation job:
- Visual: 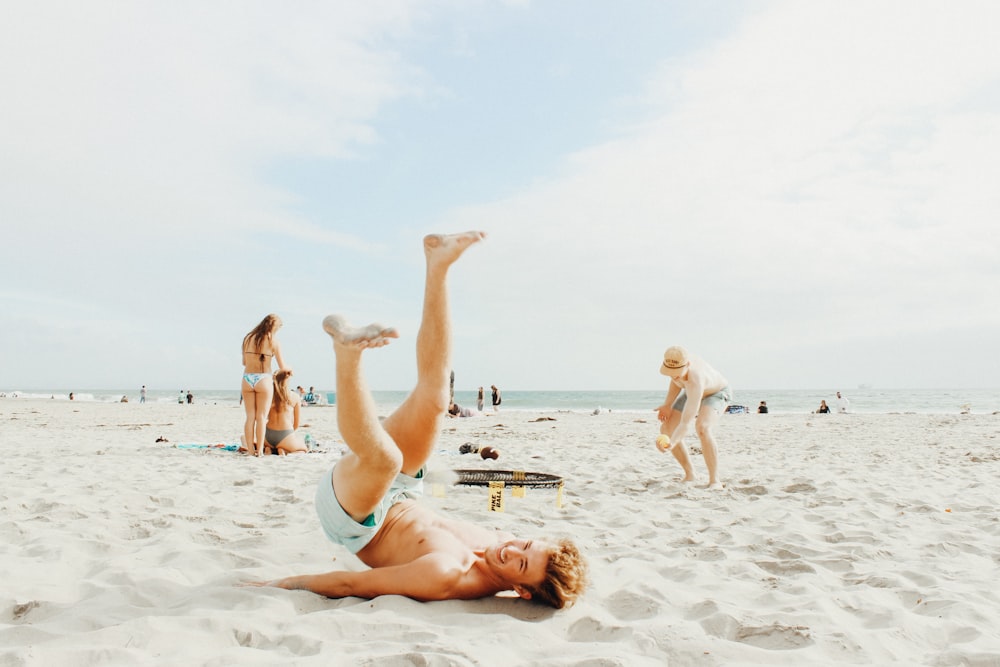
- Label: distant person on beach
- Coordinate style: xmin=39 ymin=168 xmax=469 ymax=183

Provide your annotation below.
xmin=68 ymin=392 xmax=74 ymax=400
xmin=816 ymin=400 xmax=830 ymax=414
xmin=447 ymin=402 xmax=478 ymax=418
xmin=836 ymin=391 xmax=850 ymax=414
xmin=757 ymin=401 xmax=768 ymax=414
xmin=491 ymin=384 xmax=502 ymax=412
xmin=477 ymin=386 xmax=485 ymax=412
xmin=264 ymin=369 xmax=308 ymax=455
xmin=140 ymin=385 xmax=146 ymax=403
xmin=247 ymin=232 xmax=586 ymax=607
xmin=304 ymin=386 xmax=317 ymax=404
xmin=654 ymin=346 xmax=731 ymax=489
xmin=186 ymin=390 xmax=193 ymax=404
xmin=242 ymin=314 xmax=287 ymax=457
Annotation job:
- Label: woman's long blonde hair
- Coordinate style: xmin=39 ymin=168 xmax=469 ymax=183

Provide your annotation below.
xmin=272 ymin=368 xmax=294 ymax=412
xmin=243 ymin=314 xmax=280 ymax=360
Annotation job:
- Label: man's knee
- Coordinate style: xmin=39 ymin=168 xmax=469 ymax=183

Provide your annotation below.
xmin=413 ymin=385 xmax=450 ymax=416
xmin=694 ymin=420 xmax=714 ymax=440
xmin=365 ymin=445 xmax=404 ymax=477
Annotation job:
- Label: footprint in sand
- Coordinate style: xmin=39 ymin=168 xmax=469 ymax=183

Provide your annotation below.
xmin=701 ymin=613 xmax=814 ymax=649
xmin=733 ymin=484 xmax=769 ymax=496
xmin=783 ymin=482 xmax=816 ymax=493
xmin=10 ymin=600 xmax=40 ymax=622
xmin=735 ymin=622 xmax=814 ymax=649
xmin=567 ymin=616 xmax=633 ymax=643
xmin=605 ymin=588 xmax=662 ymax=621
xmin=755 ymin=560 xmax=816 ymax=575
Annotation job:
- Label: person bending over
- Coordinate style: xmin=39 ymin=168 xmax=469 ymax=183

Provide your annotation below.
xmin=654 ymin=346 xmax=731 ymax=488
xmin=264 ymin=369 xmax=308 ymax=455
xmin=248 ymin=232 xmax=586 ymax=608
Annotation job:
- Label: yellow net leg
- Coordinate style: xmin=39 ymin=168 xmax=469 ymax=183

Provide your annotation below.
xmin=512 ymin=470 xmax=526 ymax=498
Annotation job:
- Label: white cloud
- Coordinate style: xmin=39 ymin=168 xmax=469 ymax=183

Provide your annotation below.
xmin=1 ymin=2 xmax=421 ymax=243
xmin=443 ymin=1 xmax=1000 ymax=389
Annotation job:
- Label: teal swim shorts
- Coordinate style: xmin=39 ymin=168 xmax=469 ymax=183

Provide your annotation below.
xmin=672 ymin=385 xmax=733 ymax=413
xmin=314 ymin=466 xmax=424 ymax=554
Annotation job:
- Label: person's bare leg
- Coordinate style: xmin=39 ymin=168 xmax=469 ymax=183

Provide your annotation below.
xmin=252 ymin=380 xmax=273 ymax=457
xmin=696 ymin=405 xmax=722 ymax=488
xmin=660 ymin=409 xmax=695 ymax=482
xmin=275 ymin=432 xmax=308 ymax=455
xmin=382 ymin=232 xmax=486 ymax=475
xmin=323 ymin=316 xmax=403 ymax=522
xmin=669 ymin=442 xmax=697 ymax=483
xmin=241 ymin=383 xmax=256 ymax=454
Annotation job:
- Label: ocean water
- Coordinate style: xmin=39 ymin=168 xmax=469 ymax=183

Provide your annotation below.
xmin=3 ymin=387 xmax=999 ymax=415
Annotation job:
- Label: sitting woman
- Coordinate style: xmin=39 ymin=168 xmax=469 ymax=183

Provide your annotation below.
xmin=816 ymin=400 xmax=830 ymax=414
xmin=264 ymin=369 xmax=309 ymax=455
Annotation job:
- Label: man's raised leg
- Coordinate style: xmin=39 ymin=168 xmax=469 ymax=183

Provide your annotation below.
xmin=322 ymin=316 xmax=402 ymax=523
xmin=382 ymin=232 xmax=486 ymax=475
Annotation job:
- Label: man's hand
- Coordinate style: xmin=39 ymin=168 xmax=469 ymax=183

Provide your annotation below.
xmin=655 ymin=404 xmax=673 ymax=422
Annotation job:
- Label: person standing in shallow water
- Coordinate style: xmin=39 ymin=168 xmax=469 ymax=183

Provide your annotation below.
xmin=477 ymin=386 xmax=485 ymax=412
xmin=654 ymin=346 xmax=731 ymax=489
xmin=491 ymin=384 xmax=501 ymax=412
xmin=241 ymin=314 xmax=287 ymax=456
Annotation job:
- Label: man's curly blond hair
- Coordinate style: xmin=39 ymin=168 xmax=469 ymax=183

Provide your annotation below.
xmin=526 ymin=539 xmax=588 ymax=609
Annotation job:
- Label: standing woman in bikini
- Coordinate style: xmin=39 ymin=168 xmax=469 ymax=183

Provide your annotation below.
xmin=242 ymin=314 xmax=286 ymax=456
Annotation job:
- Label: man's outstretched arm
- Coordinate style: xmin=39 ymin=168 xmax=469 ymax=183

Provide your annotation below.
xmin=246 ymin=555 xmax=481 ymax=602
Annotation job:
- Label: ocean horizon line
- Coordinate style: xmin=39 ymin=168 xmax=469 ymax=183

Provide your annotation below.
xmin=5 ymin=387 xmax=1000 ymax=415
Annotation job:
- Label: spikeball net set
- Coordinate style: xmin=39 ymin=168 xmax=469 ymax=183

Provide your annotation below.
xmin=440 ymin=469 xmax=565 ymax=513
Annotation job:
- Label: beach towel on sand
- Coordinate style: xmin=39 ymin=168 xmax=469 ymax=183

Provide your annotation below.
xmin=174 ymin=443 xmax=240 ymax=451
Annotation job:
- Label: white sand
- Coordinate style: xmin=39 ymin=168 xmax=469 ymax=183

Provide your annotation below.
xmin=2 ymin=399 xmax=999 ymax=665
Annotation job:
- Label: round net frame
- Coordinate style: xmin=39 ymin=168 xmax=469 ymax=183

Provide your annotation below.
xmin=452 ymin=469 xmax=564 ymax=488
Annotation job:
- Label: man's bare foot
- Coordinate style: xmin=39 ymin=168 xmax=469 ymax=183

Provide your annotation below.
xmin=423 ymin=231 xmax=486 ymax=267
xmin=707 ymin=481 xmax=725 ymax=490
xmin=322 ymin=315 xmax=399 ymax=349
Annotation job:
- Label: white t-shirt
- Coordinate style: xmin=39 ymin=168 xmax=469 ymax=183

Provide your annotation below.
xmin=836 ymin=395 xmax=850 ymax=413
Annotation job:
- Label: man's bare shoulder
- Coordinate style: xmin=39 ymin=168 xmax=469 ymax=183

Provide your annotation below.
xmin=412 ymin=552 xmax=505 ymax=601
xmin=689 ymin=356 xmax=728 ymax=392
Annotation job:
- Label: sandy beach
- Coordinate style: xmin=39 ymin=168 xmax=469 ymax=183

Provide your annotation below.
xmin=2 ymin=399 xmax=998 ymax=666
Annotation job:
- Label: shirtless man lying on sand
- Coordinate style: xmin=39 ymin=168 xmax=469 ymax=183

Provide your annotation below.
xmin=248 ymin=232 xmax=587 ymax=608
xmin=655 ymin=345 xmax=731 ymax=489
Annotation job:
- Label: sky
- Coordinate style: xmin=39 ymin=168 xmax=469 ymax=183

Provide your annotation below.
xmin=2 ymin=1 xmax=999 ymax=393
